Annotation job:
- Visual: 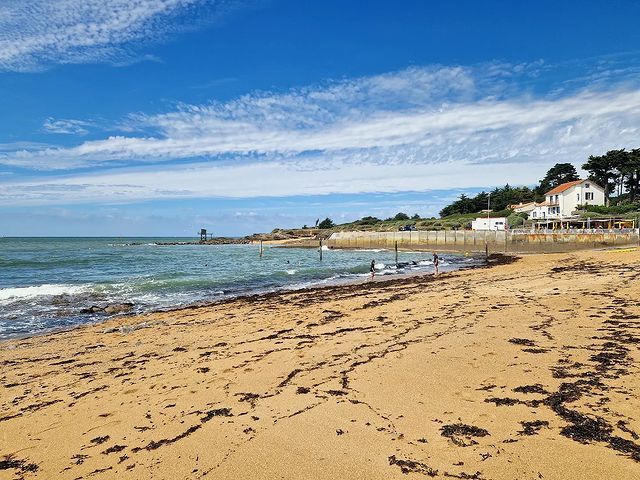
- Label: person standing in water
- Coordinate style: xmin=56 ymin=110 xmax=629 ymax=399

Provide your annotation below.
xmin=369 ymin=259 xmax=376 ymax=281
xmin=432 ymin=252 xmax=439 ymax=276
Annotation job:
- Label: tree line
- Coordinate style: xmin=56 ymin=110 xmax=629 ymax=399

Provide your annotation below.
xmin=310 ymin=148 xmax=640 ymax=226
xmin=439 ymin=148 xmax=640 ymax=217
xmin=583 ymin=149 xmax=640 ymax=203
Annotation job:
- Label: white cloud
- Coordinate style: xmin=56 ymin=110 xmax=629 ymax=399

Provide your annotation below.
xmin=3 ymin=71 xmax=640 ymax=171
xmin=42 ymin=118 xmax=94 ymax=135
xmin=0 ymin=155 xmax=551 ymax=205
xmin=2 ymin=62 xmax=640 ymax=205
xmin=0 ymin=0 xmax=237 ymax=71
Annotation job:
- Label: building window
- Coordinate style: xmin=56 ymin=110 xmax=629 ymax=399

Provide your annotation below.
xmin=577 ymin=193 xmax=580 ymax=201
xmin=533 ymin=212 xmax=537 ymax=218
xmin=585 ymin=183 xmax=590 ymax=188
xmin=585 ymin=192 xmax=594 ymax=201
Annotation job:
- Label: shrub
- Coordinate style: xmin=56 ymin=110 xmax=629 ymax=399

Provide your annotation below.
xmin=507 ymin=213 xmax=525 ymax=227
xmin=580 ymin=204 xmax=640 ymax=215
xmin=356 ymin=216 xmax=381 ymax=225
xmin=318 ymin=218 xmax=335 ymax=229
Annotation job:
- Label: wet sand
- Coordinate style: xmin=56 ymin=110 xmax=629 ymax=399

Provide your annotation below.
xmin=1 ymin=249 xmax=640 ymax=479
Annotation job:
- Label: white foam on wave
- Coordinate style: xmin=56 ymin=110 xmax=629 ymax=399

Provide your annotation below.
xmin=285 ymin=269 xmax=297 ymax=275
xmin=0 ymin=284 xmax=89 ymax=303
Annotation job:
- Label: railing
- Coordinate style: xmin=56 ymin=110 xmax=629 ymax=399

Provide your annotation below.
xmin=508 ymin=228 xmax=639 ymax=234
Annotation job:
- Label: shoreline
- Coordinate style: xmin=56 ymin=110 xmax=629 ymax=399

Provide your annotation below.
xmin=1 ymin=249 xmax=639 ymax=479
xmin=0 ymin=252 xmax=501 ymax=344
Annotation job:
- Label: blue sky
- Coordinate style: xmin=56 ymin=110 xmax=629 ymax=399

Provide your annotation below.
xmin=1 ymin=0 xmax=640 ymax=236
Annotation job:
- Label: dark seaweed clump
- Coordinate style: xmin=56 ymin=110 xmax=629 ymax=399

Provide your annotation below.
xmin=0 ymin=456 xmax=39 ymax=474
xmin=518 ymin=420 xmax=549 ymax=436
xmin=508 ymin=338 xmax=536 ymax=347
xmin=441 ymin=423 xmax=490 ymax=447
xmin=513 ymin=384 xmax=548 ymax=395
xmin=388 ymin=455 xmax=438 ymax=476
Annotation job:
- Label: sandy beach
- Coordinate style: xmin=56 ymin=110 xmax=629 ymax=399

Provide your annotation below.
xmin=1 ymin=249 xmax=639 ymax=479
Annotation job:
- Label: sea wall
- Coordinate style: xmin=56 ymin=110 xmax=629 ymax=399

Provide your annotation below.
xmin=325 ymin=230 xmax=640 ymax=253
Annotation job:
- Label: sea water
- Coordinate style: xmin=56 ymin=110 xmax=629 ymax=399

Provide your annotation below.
xmin=0 ymin=238 xmax=481 ymax=339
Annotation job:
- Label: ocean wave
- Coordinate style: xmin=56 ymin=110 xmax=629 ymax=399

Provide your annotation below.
xmin=0 ymin=240 xmax=481 ymax=339
xmin=0 ymin=284 xmax=89 ymax=303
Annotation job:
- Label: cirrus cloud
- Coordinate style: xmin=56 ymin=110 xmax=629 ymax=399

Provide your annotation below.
xmin=1 ymin=61 xmax=640 ymax=205
xmin=0 ymin=0 xmax=242 ymax=72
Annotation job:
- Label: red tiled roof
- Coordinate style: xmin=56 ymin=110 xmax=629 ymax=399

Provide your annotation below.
xmin=546 ymin=180 xmax=583 ymax=195
xmin=509 ymin=201 xmax=536 ymax=209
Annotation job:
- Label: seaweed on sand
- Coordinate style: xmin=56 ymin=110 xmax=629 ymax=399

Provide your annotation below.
xmin=441 ymin=423 xmax=490 ymax=447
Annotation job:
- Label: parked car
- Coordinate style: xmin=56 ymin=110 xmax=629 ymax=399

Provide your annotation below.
xmin=399 ymin=224 xmax=416 ymax=231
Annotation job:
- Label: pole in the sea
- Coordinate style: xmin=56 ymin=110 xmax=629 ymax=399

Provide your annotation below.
xmin=319 ymin=239 xmax=323 ymax=261
xmin=259 ymin=240 xmax=263 ymax=257
xmin=395 ymin=241 xmax=398 ymax=266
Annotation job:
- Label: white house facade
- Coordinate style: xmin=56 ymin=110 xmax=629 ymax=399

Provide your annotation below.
xmin=529 ymin=180 xmax=605 ymax=220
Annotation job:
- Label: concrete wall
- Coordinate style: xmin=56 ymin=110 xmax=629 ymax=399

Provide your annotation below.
xmin=325 ymin=230 xmax=640 ymax=253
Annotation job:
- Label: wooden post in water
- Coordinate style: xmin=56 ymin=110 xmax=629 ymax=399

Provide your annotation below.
xmin=259 ymin=240 xmax=263 ymax=257
xmin=319 ymin=239 xmax=323 ymax=261
xmin=395 ymin=241 xmax=398 ymax=266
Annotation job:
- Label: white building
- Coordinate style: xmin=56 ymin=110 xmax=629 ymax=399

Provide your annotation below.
xmin=471 ymin=217 xmax=508 ymax=231
xmin=509 ymin=201 xmax=537 ymax=215
xmin=530 ymin=179 xmax=605 ymax=220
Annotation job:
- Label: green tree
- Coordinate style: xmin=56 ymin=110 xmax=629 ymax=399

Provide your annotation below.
xmin=356 ymin=216 xmax=381 ymax=225
xmin=487 ymin=184 xmax=537 ymax=211
xmin=439 ymin=194 xmax=475 ymax=217
xmin=582 ymin=149 xmax=640 ymax=202
xmin=621 ymin=149 xmax=640 ymax=203
xmin=393 ymin=212 xmax=410 ymax=220
xmin=583 ymin=151 xmax=619 ymax=200
xmin=472 ymin=192 xmax=489 ymax=213
xmin=318 ymin=218 xmax=335 ymax=229
xmin=538 ymin=163 xmax=579 ymax=193
xmin=438 ymin=187 xmax=535 ymax=217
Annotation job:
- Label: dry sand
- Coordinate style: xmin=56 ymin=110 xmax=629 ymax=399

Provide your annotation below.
xmin=1 ymin=249 xmax=640 ymax=479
